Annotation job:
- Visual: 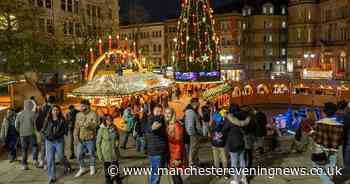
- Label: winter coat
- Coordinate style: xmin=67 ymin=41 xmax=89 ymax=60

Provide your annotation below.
xmin=255 ymin=111 xmax=268 ymax=138
xmin=168 ymin=122 xmax=187 ymax=168
xmin=96 ymin=124 xmax=120 ymax=162
xmin=0 ymin=115 xmax=17 ymax=141
xmin=311 ymin=117 xmax=344 ymax=151
xmin=223 ymin=114 xmax=250 ymax=153
xmin=15 ymin=100 xmax=37 ymax=137
xmin=42 ymin=118 xmax=67 ymax=142
xmin=343 ymin=113 xmax=350 ymax=146
xmin=184 ymin=105 xmax=201 ymax=136
xmin=66 ymin=109 xmax=79 ymax=131
xmin=74 ymin=109 xmax=98 ymax=141
xmin=145 ymin=115 xmax=168 ymax=156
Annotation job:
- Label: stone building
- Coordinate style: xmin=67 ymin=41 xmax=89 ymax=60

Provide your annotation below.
xmin=288 ymin=0 xmax=350 ymax=79
xmin=32 ymin=0 xmax=119 ymax=43
xmin=119 ymin=22 xmax=165 ymax=67
xmin=241 ymin=0 xmax=288 ymax=79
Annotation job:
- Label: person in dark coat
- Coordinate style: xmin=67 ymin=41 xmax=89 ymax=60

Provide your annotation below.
xmin=145 ymin=104 xmax=168 ymax=184
xmin=223 ymin=106 xmax=250 ymax=184
xmin=0 ymin=108 xmax=18 ymax=162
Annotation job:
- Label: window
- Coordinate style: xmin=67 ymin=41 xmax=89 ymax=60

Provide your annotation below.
xmin=67 ymin=0 xmax=72 ymax=12
xmin=158 ymin=45 xmax=161 ymax=52
xmin=159 ymin=31 xmax=162 ymax=37
xmin=74 ymin=0 xmax=79 ymax=14
xmin=37 ymin=0 xmax=43 ymax=7
xmin=307 ymin=10 xmax=311 ymax=20
xmin=268 ymin=35 xmax=272 ymax=42
xmin=281 ymin=7 xmax=286 ymax=15
xmin=45 ymin=0 xmax=51 ymax=8
xmin=263 ymin=7 xmax=267 ymax=14
xmin=269 ymin=7 xmax=274 ymax=14
xmin=92 ymin=6 xmax=96 ymax=17
xmin=87 ymin=4 xmax=91 ymax=16
xmin=63 ymin=22 xmax=68 ymax=35
xmin=75 ymin=23 xmax=81 ymax=36
xmin=69 ymin=22 xmax=73 ymax=35
xmin=297 ymin=29 xmax=302 ymax=40
xmin=97 ymin=7 xmax=101 ymax=18
xmin=282 ymin=21 xmax=286 ymax=28
xmin=282 ymin=48 xmax=286 ymax=55
xmin=108 ymin=8 xmax=113 ymax=19
xmin=267 ymin=48 xmax=273 ymax=56
xmin=243 ymin=9 xmax=246 ymax=16
xmin=248 ymin=8 xmax=251 ymax=15
xmin=243 ymin=23 xmax=246 ymax=30
xmin=153 ymin=44 xmax=157 ymax=52
xmin=39 ymin=18 xmax=45 ymax=32
xmin=47 ymin=19 xmax=54 ymax=34
xmin=61 ymin=0 xmax=66 ymax=11
xmin=307 ymin=28 xmax=311 ymax=42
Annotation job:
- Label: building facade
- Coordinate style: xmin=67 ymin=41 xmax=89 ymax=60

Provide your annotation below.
xmin=288 ymin=0 xmax=350 ymax=79
xmin=241 ymin=1 xmax=288 ymax=79
xmin=215 ymin=12 xmax=245 ymax=81
xmin=32 ymin=0 xmax=119 ymax=43
xmin=119 ymin=22 xmax=165 ymax=67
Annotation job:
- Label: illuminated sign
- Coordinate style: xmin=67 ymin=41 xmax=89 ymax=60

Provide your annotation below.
xmin=302 ymin=69 xmax=333 ymax=79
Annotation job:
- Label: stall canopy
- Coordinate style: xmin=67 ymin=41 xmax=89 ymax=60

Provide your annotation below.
xmin=71 ymin=72 xmax=174 ymax=98
xmin=0 ymin=74 xmax=15 ymax=87
xmin=203 ymin=83 xmax=232 ymax=101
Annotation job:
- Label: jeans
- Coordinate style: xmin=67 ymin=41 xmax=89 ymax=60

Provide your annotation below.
xmin=229 ymin=150 xmax=246 ymax=176
xmin=122 ymin=132 xmax=131 ymax=149
xmin=313 ymin=153 xmax=337 ymax=184
xmin=202 ymin=122 xmax=209 ymax=137
xmin=136 ymin=136 xmax=145 ymax=153
xmin=189 ymin=136 xmax=201 ymax=166
xmin=20 ymin=135 xmax=38 ymax=166
xmin=149 ymin=155 xmax=166 ymax=184
xmin=104 ymin=161 xmax=122 ymax=184
xmin=6 ymin=135 xmax=17 ymax=161
xmin=46 ymin=138 xmax=68 ymax=181
xmin=212 ymin=146 xmax=227 ymax=169
xmin=77 ymin=140 xmax=96 ymax=168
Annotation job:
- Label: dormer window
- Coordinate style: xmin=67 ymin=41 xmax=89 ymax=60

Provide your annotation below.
xmin=247 ymin=8 xmax=251 ymax=15
xmin=263 ymin=3 xmax=274 ymax=15
xmin=243 ymin=9 xmax=246 ymax=16
xmin=243 ymin=6 xmax=252 ymax=16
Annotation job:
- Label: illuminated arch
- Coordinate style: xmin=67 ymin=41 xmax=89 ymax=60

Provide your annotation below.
xmin=257 ymin=84 xmax=269 ymax=95
xmin=232 ymin=87 xmax=242 ymax=97
xmin=243 ymin=85 xmax=253 ymax=96
xmin=88 ymin=49 xmax=144 ymax=80
xmin=273 ymin=84 xmax=289 ymax=94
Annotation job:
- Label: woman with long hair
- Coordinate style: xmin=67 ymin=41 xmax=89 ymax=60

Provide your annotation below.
xmin=42 ymin=105 xmax=70 ymax=184
xmin=164 ymin=107 xmax=187 ymax=184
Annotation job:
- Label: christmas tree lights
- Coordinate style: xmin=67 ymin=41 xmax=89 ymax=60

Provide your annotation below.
xmin=175 ymin=0 xmax=221 ymax=82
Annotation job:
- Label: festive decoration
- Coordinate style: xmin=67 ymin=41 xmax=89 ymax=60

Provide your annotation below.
xmin=175 ymin=0 xmax=220 ymax=82
xmin=202 ymin=83 xmax=232 ymax=101
xmin=71 ymin=72 xmax=173 ymax=98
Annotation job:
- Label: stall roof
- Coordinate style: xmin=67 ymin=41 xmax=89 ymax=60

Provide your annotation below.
xmin=0 ymin=74 xmax=15 ymax=87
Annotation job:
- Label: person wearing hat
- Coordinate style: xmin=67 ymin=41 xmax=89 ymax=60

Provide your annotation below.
xmin=311 ymin=102 xmax=344 ymax=184
xmin=74 ymin=99 xmax=99 ymax=177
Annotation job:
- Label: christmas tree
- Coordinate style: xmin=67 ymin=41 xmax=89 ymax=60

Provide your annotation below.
xmin=174 ymin=0 xmax=220 ymax=82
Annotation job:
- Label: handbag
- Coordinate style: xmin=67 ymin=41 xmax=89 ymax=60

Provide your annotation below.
xmin=311 ymin=144 xmax=329 ymax=165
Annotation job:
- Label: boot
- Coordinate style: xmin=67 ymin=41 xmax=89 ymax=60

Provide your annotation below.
xmin=74 ymin=167 xmax=85 ymax=177
xmin=90 ymin=166 xmax=96 ymax=176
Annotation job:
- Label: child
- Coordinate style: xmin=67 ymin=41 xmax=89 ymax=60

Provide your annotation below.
xmin=97 ymin=115 xmax=122 ymax=184
xmin=0 ymin=108 xmax=18 ymax=162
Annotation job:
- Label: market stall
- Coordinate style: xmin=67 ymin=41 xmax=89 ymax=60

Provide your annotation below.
xmin=291 ymin=82 xmax=313 ymax=105
xmin=202 ymin=83 xmax=232 ymax=107
xmin=269 ymin=82 xmax=290 ymax=104
xmin=70 ymin=71 xmax=173 ymax=130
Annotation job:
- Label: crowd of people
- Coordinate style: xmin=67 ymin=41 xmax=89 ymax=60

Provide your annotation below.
xmin=1 ymin=93 xmax=350 ymax=184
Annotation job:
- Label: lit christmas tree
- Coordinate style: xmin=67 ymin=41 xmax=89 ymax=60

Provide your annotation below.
xmin=174 ymin=0 xmax=221 ymax=82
